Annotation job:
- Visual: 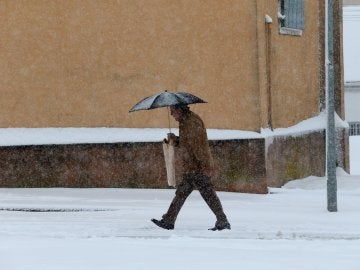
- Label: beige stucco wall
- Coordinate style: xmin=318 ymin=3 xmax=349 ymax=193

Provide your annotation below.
xmin=0 ymin=0 xmax=326 ymax=131
xmin=266 ymin=0 xmax=322 ymax=128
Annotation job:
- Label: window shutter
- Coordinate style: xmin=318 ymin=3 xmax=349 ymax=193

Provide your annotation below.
xmin=284 ymin=0 xmax=305 ymax=30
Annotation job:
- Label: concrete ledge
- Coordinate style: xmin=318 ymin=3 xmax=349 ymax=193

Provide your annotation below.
xmin=266 ymin=131 xmax=326 ymax=187
xmin=0 ymin=139 xmax=268 ymax=193
xmin=0 ymin=126 xmax=348 ymax=194
xmin=266 ymin=128 xmax=349 ymax=187
xmin=0 ymin=142 xmax=166 ymax=188
xmin=210 ymin=139 xmax=267 ymax=193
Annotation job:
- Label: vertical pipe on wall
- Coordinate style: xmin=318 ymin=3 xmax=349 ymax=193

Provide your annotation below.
xmin=265 ymin=15 xmax=273 ymax=130
xmin=255 ymin=0 xmax=270 ymax=131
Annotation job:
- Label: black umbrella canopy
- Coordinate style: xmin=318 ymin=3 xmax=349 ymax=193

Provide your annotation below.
xmin=129 ymin=90 xmax=207 ymax=112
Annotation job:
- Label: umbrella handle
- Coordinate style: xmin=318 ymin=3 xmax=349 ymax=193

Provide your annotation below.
xmin=167 ymin=106 xmax=171 ymax=134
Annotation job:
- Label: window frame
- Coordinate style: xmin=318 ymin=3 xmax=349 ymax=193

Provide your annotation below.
xmin=349 ymin=122 xmax=360 ymax=136
xmin=278 ymin=0 xmax=305 ymax=36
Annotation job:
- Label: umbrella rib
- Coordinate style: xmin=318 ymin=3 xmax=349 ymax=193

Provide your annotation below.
xmin=129 ymin=95 xmax=155 ymax=112
xmin=151 ymin=94 xmax=163 ymax=109
xmin=174 ymin=93 xmax=184 ymax=105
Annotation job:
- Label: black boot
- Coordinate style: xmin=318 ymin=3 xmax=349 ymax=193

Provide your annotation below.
xmin=209 ymin=220 xmax=231 ymax=231
xmin=151 ymin=218 xmax=174 ymax=230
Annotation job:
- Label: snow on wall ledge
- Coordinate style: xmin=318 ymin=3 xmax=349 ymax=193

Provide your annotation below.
xmin=262 ymin=112 xmax=348 ymax=138
xmin=0 ymin=112 xmax=348 ymax=146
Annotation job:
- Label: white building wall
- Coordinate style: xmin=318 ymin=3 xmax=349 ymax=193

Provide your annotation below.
xmin=345 ymin=82 xmax=360 ymax=122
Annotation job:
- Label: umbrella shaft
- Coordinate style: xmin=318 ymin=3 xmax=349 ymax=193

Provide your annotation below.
xmin=167 ymin=107 xmax=172 ymax=134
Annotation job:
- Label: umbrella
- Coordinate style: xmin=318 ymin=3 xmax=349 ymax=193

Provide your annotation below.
xmin=128 ymin=90 xmax=207 ymax=112
xmin=129 ymin=90 xmax=207 ymax=132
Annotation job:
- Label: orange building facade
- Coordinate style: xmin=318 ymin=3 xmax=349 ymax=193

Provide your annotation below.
xmin=0 ymin=0 xmax=337 ymax=130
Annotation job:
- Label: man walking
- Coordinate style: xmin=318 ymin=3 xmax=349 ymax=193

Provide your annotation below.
xmin=151 ymin=104 xmax=231 ymax=231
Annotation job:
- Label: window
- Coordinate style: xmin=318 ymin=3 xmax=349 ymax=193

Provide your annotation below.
xmin=349 ymin=122 xmax=360 ymax=136
xmin=278 ymin=0 xmax=305 ymax=36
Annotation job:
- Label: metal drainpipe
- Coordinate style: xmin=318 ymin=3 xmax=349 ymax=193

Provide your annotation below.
xmin=265 ymin=15 xmax=273 ymax=130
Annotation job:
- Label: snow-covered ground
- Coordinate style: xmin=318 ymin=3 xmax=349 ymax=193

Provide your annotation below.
xmin=0 ymin=174 xmax=359 ymax=270
xmin=1 ymin=164 xmax=359 ymax=269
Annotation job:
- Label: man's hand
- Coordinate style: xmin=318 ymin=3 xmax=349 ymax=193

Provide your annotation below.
xmin=167 ymin=133 xmax=177 ymax=144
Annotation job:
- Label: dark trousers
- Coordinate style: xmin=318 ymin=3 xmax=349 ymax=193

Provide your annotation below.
xmin=162 ymin=173 xmax=228 ymax=225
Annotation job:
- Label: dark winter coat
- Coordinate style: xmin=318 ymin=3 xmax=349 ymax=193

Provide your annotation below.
xmin=177 ymin=111 xmax=214 ymax=174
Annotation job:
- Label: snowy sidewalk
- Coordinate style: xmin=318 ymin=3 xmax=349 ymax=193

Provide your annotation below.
xmin=0 ymin=173 xmax=360 ymax=270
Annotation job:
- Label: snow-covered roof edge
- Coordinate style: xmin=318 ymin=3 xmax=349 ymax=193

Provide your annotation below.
xmin=262 ymin=111 xmax=348 ymax=138
xmin=0 ymin=112 xmax=348 ymax=146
